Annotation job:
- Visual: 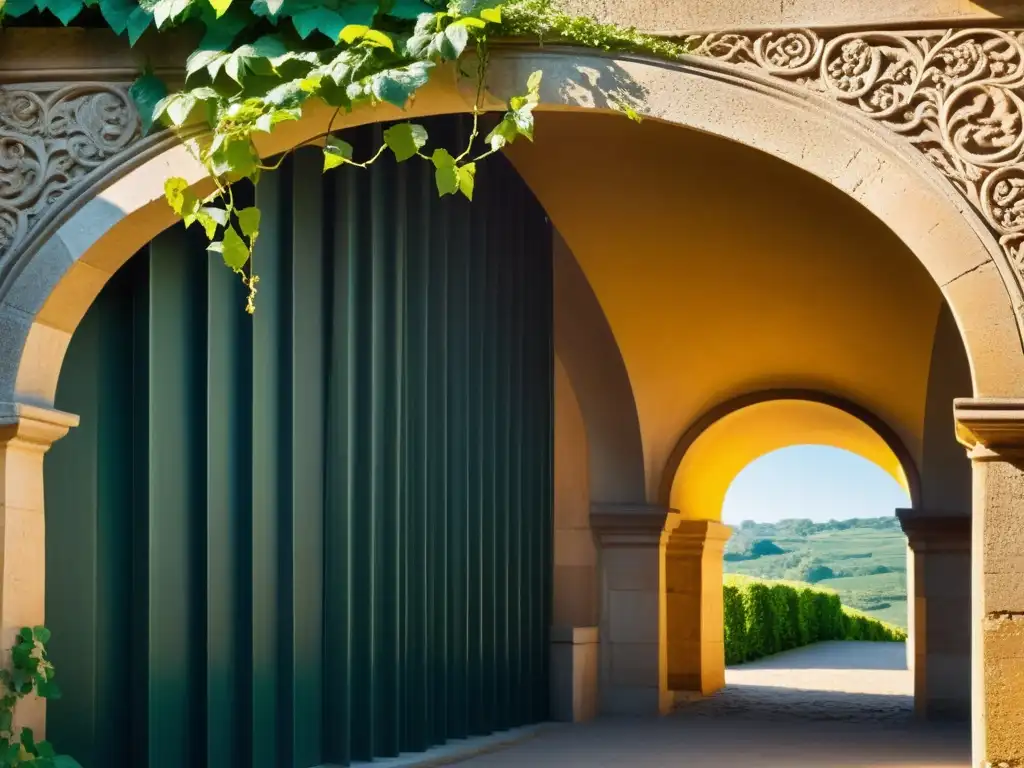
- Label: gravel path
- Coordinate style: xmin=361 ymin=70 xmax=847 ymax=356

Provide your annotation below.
xmin=455 ymin=641 xmax=970 ymax=767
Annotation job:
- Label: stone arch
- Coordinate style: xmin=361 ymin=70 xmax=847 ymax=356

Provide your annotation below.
xmin=2 ymin=43 xmax=1022 ymax=423
xmin=657 ymin=389 xmax=923 ymax=518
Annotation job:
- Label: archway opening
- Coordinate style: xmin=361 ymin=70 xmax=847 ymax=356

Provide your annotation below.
xmin=662 ymin=396 xmax=920 ymax=711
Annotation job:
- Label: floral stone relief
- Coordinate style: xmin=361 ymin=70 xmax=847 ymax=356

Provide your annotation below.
xmin=0 ymin=83 xmax=141 ymax=278
xmin=3 ymin=29 xmax=1024 ymax=322
xmin=686 ymin=28 xmax=1024 ymax=292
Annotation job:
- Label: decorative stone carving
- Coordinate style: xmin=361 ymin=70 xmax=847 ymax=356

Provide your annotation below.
xmin=687 ymin=28 xmax=1024 ymax=295
xmin=0 ymin=83 xmax=141 ymax=266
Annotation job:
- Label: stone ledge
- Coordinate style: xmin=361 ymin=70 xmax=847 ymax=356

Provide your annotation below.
xmin=551 ymin=626 xmax=599 ymax=645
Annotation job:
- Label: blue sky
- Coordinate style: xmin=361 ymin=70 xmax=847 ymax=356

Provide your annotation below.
xmin=721 ymin=445 xmax=911 ymax=525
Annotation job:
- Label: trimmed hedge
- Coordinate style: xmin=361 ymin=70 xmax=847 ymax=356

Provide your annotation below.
xmin=724 ymin=574 xmax=907 ymax=665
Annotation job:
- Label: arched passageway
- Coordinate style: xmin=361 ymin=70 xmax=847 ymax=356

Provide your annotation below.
xmin=0 ymin=36 xmax=1020 ymax=768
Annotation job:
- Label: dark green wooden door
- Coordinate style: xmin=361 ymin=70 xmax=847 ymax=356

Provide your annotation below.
xmin=45 ymin=118 xmax=553 ymax=768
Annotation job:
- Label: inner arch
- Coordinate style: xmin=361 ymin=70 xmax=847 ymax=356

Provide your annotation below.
xmin=669 ymin=397 xmax=917 ymax=521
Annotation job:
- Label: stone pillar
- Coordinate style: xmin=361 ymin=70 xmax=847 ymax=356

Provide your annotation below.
xmin=954 ymin=398 xmax=1024 ymax=767
xmin=0 ymin=403 xmax=78 ymax=737
xmin=896 ymin=508 xmax=971 ymax=721
xmin=665 ymin=519 xmax=732 ymax=695
xmin=591 ymin=504 xmax=672 ymax=716
xmin=550 ymin=627 xmax=599 ymax=722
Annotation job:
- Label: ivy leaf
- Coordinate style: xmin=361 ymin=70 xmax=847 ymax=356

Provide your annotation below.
xmin=323 ymin=136 xmax=354 ymax=170
xmin=291 ymin=6 xmax=347 ymax=40
xmin=53 ymin=757 xmax=85 ymax=768
xmin=39 ymin=0 xmax=85 ymax=25
xmin=0 ymin=710 xmax=11 ymax=734
xmin=164 ymin=178 xmax=189 ymax=215
xmin=196 ymin=206 xmax=227 ymax=239
xmin=383 ymin=0 xmax=430 ymax=18
xmin=236 ymin=207 xmax=261 ymax=239
xmin=457 ymin=162 xmax=476 ymax=201
xmin=250 ymin=0 xmax=283 ymax=18
xmin=383 ymin=123 xmax=427 ymax=162
xmin=20 ymin=727 xmax=35 ymax=754
xmin=141 ymin=0 xmax=192 ymax=28
xmin=34 ymin=741 xmax=56 ymax=759
xmin=223 ymin=35 xmax=289 ymax=83
xmin=440 ymin=22 xmax=468 ymax=59
xmin=125 ymin=6 xmax=153 ymax=44
xmin=0 ymin=0 xmax=35 ymax=17
xmin=185 ymin=47 xmax=227 ymax=78
xmin=484 ymin=114 xmax=517 ymax=150
xmin=210 ymin=138 xmax=258 ymax=178
xmin=129 ymin=73 xmax=168 ymax=134
xmin=371 ymin=61 xmax=432 ymax=108
xmin=208 ymin=0 xmax=230 ymax=17
xmin=431 ymin=148 xmax=458 ymax=196
xmin=453 ymin=16 xmax=485 ymax=28
xmin=98 ymin=0 xmax=135 ymax=32
xmin=36 ymin=679 xmax=61 ymax=701
xmin=340 ymin=24 xmax=394 ymax=50
xmin=31 ymin=627 xmax=50 ymax=645
xmin=209 ymin=225 xmax=250 ymax=271
xmin=164 ymin=92 xmax=198 ymax=127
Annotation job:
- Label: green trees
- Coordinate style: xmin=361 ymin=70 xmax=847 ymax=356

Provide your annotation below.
xmin=723 ymin=575 xmax=906 ymax=665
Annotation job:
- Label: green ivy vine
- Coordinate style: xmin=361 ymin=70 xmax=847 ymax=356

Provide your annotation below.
xmin=0 ymin=627 xmax=79 ymax=768
xmin=0 ymin=0 xmax=692 ymax=309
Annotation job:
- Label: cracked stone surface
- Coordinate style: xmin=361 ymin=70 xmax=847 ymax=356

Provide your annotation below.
xmin=458 ymin=641 xmax=969 ymax=767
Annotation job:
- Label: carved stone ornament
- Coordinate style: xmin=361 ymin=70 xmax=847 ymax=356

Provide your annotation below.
xmin=0 ymin=83 xmax=141 ymax=265
xmin=685 ymin=28 xmax=1024 ymax=296
xmin=4 ymin=30 xmax=1024 ymax=312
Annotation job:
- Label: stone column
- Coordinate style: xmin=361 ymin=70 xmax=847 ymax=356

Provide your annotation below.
xmin=954 ymin=398 xmax=1024 ymax=767
xmin=0 ymin=403 xmax=78 ymax=737
xmin=896 ymin=509 xmax=971 ymax=721
xmin=664 ymin=519 xmax=732 ymax=696
xmin=591 ymin=504 xmax=672 ymax=716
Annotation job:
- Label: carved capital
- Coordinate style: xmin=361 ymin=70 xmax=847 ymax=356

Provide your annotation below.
xmin=687 ymin=27 xmax=1024 ymax=338
xmin=896 ymin=508 xmax=971 ymax=551
xmin=0 ymin=402 xmax=79 ymax=452
xmin=664 ymin=519 xmax=733 ymax=557
xmin=954 ymin=397 xmax=1024 ymax=460
xmin=590 ymin=503 xmax=673 ymax=547
xmin=0 ymin=82 xmax=142 ymax=276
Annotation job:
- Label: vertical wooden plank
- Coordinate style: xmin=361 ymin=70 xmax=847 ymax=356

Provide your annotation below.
xmin=45 ymin=281 xmax=101 ymax=767
xmin=348 ymin=129 xmax=377 ymax=761
xmin=289 ymin=149 xmax=326 ymax=768
xmin=206 ymin=198 xmax=253 ymax=768
xmin=371 ymin=131 xmax=401 ymax=758
xmin=251 ymin=169 xmax=286 ymax=765
xmin=146 ymin=228 xmax=206 ymax=768
xmin=323 ymin=158 xmax=358 ymax=766
xmin=427 ymin=136 xmax=450 ymax=745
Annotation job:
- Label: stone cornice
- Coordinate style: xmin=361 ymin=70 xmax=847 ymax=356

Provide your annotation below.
xmin=954 ymin=397 xmax=1024 ymax=458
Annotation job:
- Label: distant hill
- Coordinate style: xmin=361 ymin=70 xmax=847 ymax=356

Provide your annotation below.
xmin=723 ymin=516 xmax=907 ymax=629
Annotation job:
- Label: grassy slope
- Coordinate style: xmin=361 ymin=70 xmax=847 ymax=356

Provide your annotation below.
xmin=723 ymin=518 xmax=908 ymax=629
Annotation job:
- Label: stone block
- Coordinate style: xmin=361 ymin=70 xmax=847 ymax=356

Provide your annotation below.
xmin=607 ymin=589 xmax=659 ymax=644
xmin=610 ymin=642 xmax=660 ymax=688
xmin=602 ymin=547 xmax=659 ymax=592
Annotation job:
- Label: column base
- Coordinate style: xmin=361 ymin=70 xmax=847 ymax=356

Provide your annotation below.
xmin=550 ymin=626 xmax=599 ymax=723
